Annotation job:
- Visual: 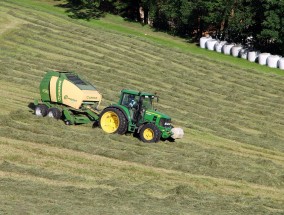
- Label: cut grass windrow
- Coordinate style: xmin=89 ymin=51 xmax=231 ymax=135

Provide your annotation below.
xmin=1 ymin=0 xmax=284 ymax=214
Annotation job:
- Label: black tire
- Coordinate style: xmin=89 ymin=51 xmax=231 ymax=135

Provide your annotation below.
xmin=47 ymin=107 xmax=62 ymax=120
xmin=34 ymin=104 xmax=48 ymax=117
xmin=99 ymin=107 xmax=128 ymax=135
xmin=139 ymin=123 xmax=161 ymax=143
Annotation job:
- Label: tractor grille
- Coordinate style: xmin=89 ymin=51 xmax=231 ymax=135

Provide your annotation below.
xmin=160 ymin=118 xmax=172 ymax=128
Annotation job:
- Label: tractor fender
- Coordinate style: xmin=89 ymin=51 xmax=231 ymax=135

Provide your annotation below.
xmin=137 ymin=122 xmax=150 ymax=133
xmin=106 ymin=104 xmax=131 ymax=123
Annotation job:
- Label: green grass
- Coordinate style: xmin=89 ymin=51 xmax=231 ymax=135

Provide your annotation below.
xmin=0 ymin=0 xmax=284 ymax=214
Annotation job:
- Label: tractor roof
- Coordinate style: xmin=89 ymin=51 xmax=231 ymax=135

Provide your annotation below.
xmin=121 ymin=89 xmax=156 ymax=97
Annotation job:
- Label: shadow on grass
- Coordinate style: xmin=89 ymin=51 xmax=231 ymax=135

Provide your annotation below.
xmin=28 ymin=102 xmax=35 ymax=112
xmin=54 ymin=1 xmax=103 ymax=20
xmin=133 ymin=131 xmax=175 ymax=143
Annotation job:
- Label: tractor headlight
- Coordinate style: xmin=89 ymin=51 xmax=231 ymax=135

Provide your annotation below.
xmin=160 ymin=118 xmax=172 ymax=128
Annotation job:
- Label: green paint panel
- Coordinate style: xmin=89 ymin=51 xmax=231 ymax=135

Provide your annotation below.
xmin=56 ymin=77 xmax=63 ymax=103
xmin=74 ymin=115 xmax=91 ymax=124
xmin=39 ymin=71 xmax=59 ymax=102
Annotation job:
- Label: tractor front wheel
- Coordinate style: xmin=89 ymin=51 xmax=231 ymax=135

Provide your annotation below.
xmin=99 ymin=107 xmax=127 ymax=135
xmin=139 ymin=123 xmax=161 ymax=143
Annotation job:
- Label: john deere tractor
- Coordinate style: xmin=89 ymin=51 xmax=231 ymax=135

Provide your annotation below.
xmin=99 ymin=89 xmax=184 ymax=143
xmin=34 ymin=71 xmax=184 ymax=143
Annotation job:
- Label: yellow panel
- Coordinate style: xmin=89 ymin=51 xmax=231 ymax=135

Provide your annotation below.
xmin=50 ymin=76 xmax=58 ymax=102
xmin=62 ymin=80 xmax=83 ymax=109
xmin=82 ymin=90 xmax=102 ymax=108
xmin=82 ymin=90 xmax=102 ymax=102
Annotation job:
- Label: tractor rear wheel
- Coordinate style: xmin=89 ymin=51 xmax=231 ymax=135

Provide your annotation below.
xmin=47 ymin=107 xmax=62 ymax=120
xmin=139 ymin=123 xmax=161 ymax=143
xmin=99 ymin=107 xmax=127 ymax=135
xmin=35 ymin=104 xmax=48 ymax=117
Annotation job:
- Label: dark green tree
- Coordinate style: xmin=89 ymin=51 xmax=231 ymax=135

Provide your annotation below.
xmin=146 ymin=0 xmax=169 ymax=31
xmin=257 ymin=0 xmax=284 ymax=54
xmin=61 ymin=0 xmax=284 ymax=55
xmin=66 ymin=0 xmax=119 ymax=19
xmin=113 ymin=0 xmax=140 ymax=21
xmin=66 ymin=0 xmax=103 ymax=19
xmin=224 ymin=0 xmax=257 ymax=43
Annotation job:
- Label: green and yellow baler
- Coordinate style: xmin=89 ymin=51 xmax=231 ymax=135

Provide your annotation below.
xmin=34 ymin=70 xmax=102 ymax=125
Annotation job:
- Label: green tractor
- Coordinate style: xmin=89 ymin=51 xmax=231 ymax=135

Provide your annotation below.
xmin=99 ymin=89 xmax=184 ymax=142
xmin=34 ymin=71 xmax=184 ymax=143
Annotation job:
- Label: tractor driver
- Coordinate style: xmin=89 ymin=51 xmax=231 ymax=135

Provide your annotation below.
xmin=127 ymin=94 xmax=139 ymax=121
xmin=128 ymin=94 xmax=138 ymax=109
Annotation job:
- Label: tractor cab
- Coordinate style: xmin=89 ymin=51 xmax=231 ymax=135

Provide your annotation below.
xmin=119 ymin=89 xmax=158 ymax=123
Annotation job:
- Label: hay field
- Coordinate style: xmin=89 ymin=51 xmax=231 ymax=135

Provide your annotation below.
xmin=0 ymin=0 xmax=284 ymax=214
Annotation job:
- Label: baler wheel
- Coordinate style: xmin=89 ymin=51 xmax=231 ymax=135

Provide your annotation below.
xmin=65 ymin=120 xmax=71 ymax=125
xmin=139 ymin=123 xmax=161 ymax=143
xmin=99 ymin=108 xmax=127 ymax=134
xmin=35 ymin=104 xmax=48 ymax=117
xmin=47 ymin=107 xmax=62 ymax=120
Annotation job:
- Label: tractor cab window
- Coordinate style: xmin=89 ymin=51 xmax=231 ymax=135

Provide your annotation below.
xmin=141 ymin=96 xmax=153 ymax=110
xmin=121 ymin=93 xmax=139 ymax=108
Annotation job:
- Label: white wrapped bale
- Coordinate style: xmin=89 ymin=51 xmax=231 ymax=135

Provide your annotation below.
xmin=278 ymin=58 xmax=284 ymax=70
xmin=223 ymin=44 xmax=235 ymax=55
xmin=200 ymin=36 xmax=212 ymax=49
xmin=239 ymin=48 xmax=249 ymax=59
xmin=206 ymin=39 xmax=218 ymax=51
xmin=231 ymin=45 xmax=242 ymax=57
xmin=258 ymin=53 xmax=271 ymax=65
xmin=248 ymin=51 xmax=260 ymax=62
xmin=214 ymin=41 xmax=227 ymax=53
xmin=267 ymin=55 xmax=281 ymax=68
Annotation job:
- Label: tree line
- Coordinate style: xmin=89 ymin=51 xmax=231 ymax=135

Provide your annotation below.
xmin=64 ymin=0 xmax=284 ymax=55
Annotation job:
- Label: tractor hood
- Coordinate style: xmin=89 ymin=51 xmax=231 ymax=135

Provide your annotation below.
xmin=144 ymin=110 xmax=171 ymax=120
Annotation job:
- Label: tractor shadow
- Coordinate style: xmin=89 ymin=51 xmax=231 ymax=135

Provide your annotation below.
xmin=132 ymin=132 xmax=175 ymax=143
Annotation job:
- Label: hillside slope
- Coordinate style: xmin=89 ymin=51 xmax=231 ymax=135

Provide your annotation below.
xmin=0 ymin=0 xmax=284 ymax=214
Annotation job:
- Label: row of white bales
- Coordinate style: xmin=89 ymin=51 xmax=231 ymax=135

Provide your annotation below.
xmin=200 ymin=37 xmax=284 ymax=70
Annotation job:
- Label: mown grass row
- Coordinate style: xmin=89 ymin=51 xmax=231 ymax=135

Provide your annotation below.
xmin=0 ymin=0 xmax=284 ymax=214
xmin=1 ymin=0 xmax=284 ymax=170
xmin=1 ymin=0 xmax=283 ymax=152
xmin=1 ymin=108 xmax=284 ymax=189
xmin=1 ymin=129 xmax=284 ymax=214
